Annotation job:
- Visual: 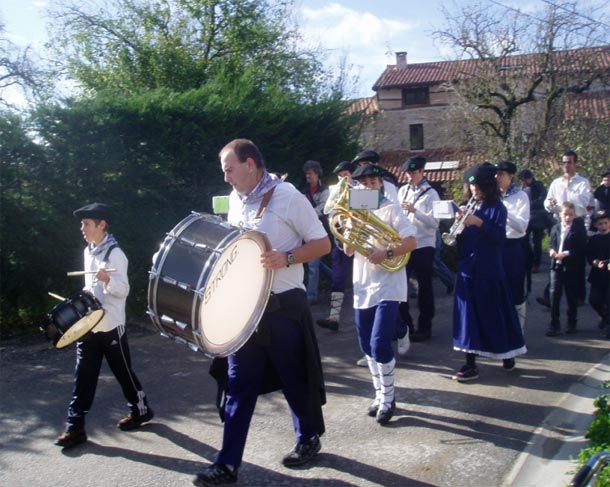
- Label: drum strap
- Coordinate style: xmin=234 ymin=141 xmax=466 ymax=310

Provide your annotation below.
xmin=103 ymin=244 xmax=118 ymax=263
xmin=255 ymin=187 xmax=276 ymax=219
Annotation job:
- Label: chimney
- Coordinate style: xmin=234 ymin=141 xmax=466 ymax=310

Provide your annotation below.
xmin=396 ymin=51 xmax=407 ymax=69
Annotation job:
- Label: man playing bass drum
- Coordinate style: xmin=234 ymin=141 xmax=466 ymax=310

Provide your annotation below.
xmin=195 ymin=139 xmax=330 ymax=486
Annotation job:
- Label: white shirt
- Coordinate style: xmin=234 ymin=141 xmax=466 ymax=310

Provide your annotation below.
xmin=84 ymin=237 xmax=130 ymax=333
xmin=352 ymin=200 xmax=417 ymax=309
xmin=559 ymin=224 xmax=571 ymax=254
xmin=544 ymin=173 xmax=591 ymax=218
xmin=228 ymin=181 xmax=327 ymax=294
xmin=397 ymin=180 xmax=440 ymax=249
xmin=383 ymin=179 xmax=399 ymax=203
xmin=502 ymin=187 xmax=530 ymax=239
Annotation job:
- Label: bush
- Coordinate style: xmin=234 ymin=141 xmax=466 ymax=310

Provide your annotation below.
xmin=573 ymin=380 xmax=610 ymax=487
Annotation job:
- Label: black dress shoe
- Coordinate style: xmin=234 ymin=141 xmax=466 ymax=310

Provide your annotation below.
xmin=193 ymin=464 xmax=237 ymax=486
xmin=536 ymin=296 xmax=551 ymax=308
xmin=545 ymin=327 xmax=561 ymax=337
xmin=376 ymin=400 xmax=396 ymax=425
xmin=502 ymin=358 xmax=516 ymax=370
xmin=316 ymin=318 xmax=339 ymax=331
xmin=281 ymin=435 xmax=321 ymax=468
xmin=410 ymin=329 xmax=431 ymax=342
xmin=54 ymin=428 xmax=87 ymax=449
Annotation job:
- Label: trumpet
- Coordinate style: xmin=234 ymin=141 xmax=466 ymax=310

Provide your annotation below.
xmin=441 ymin=195 xmax=477 ymax=247
xmin=324 ymin=177 xmax=410 ymax=272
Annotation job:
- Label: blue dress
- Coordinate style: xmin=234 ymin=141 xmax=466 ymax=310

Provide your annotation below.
xmin=453 ymin=200 xmax=527 ymax=359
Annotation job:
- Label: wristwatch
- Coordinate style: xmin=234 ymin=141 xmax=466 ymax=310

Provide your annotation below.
xmin=286 ymin=251 xmax=295 ymax=267
xmin=386 ymin=248 xmax=394 ymax=260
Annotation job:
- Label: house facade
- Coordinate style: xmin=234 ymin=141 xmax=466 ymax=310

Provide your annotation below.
xmin=356 ymin=47 xmax=610 ymax=188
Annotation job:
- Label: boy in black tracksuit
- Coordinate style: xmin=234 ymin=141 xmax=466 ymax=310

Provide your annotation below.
xmin=586 ymin=210 xmax=610 ymax=335
xmin=546 ymin=202 xmax=587 ymax=336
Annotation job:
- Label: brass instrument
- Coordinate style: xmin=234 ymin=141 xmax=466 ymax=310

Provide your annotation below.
xmin=324 ymin=177 xmax=410 ymax=272
xmin=441 ymin=195 xmax=477 ymax=246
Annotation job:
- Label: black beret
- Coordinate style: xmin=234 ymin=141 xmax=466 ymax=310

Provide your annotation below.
xmin=352 ymin=150 xmax=379 ymax=164
xmin=333 ymin=161 xmax=356 ymax=174
xmin=351 ymin=163 xmax=391 ymax=181
xmin=401 ymin=156 xmax=426 ymax=172
xmin=518 ymin=169 xmax=533 ymax=180
xmin=463 ymin=163 xmax=497 ymax=185
xmin=495 ymin=160 xmax=517 ymax=174
xmin=593 ymin=209 xmax=609 ymax=221
xmin=73 ymin=203 xmax=113 ymax=223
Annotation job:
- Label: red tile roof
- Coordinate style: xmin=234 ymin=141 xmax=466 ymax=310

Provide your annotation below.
xmin=379 ymin=148 xmax=470 ymax=184
xmin=345 ymin=96 xmax=379 ymax=116
xmin=373 ymin=45 xmax=610 ymax=90
xmin=564 ymin=91 xmax=610 ymax=120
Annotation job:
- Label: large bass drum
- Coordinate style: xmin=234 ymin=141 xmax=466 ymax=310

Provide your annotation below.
xmin=147 ymin=213 xmax=273 ymax=357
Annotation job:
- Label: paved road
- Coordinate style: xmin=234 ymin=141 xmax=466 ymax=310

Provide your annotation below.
xmin=1 ymin=266 xmax=608 ymax=487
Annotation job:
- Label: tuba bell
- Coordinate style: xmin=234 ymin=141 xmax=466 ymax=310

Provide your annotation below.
xmin=324 ymin=177 xmax=410 ymax=272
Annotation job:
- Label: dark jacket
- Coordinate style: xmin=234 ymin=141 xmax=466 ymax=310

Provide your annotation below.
xmin=523 ymin=179 xmax=547 ymax=229
xmin=586 ymin=232 xmax=610 ymax=288
xmin=549 ymin=220 xmax=587 ymax=273
xmin=593 ymin=184 xmax=610 ymax=213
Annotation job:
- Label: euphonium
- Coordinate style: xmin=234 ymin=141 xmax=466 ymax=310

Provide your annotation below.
xmin=324 ymin=177 xmax=410 ymax=272
xmin=441 ymin=195 xmax=478 ymax=246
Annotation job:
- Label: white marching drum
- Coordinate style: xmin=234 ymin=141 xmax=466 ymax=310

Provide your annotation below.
xmin=147 ymin=213 xmax=273 ymax=357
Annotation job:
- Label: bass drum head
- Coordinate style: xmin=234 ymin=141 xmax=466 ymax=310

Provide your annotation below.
xmin=56 ymin=309 xmax=105 ymax=349
xmin=198 ymin=230 xmax=273 ymax=357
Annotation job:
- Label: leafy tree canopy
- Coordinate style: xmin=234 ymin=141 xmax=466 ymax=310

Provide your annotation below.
xmin=46 ymin=0 xmax=331 ymax=101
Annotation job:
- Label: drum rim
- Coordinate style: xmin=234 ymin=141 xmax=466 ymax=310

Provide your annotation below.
xmin=197 ymin=230 xmax=273 ymax=357
xmin=55 ymin=309 xmax=105 ymax=348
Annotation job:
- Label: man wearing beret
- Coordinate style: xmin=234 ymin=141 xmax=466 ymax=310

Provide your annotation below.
xmin=352 ymin=149 xmax=399 ymax=203
xmin=344 ymin=163 xmax=417 ymax=423
xmin=397 ymin=156 xmax=440 ymax=343
xmin=495 ymin=161 xmax=530 ymax=330
xmin=317 ymin=161 xmax=355 ymax=331
xmin=54 ymin=203 xmax=153 ymax=449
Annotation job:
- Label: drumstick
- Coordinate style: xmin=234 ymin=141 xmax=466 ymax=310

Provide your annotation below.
xmin=48 ymin=292 xmax=66 ymax=301
xmin=66 ymin=268 xmax=117 ymax=277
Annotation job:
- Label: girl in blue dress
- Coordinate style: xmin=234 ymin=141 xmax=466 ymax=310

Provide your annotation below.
xmin=452 ymin=163 xmax=527 ymax=382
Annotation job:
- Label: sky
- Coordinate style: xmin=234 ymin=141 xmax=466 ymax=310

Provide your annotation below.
xmin=1 ymin=0 xmax=609 ymax=105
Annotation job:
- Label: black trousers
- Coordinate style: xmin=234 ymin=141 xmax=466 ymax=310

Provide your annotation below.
xmin=550 ymin=268 xmax=579 ymax=329
xmin=589 ymin=284 xmax=609 ymax=325
xmin=66 ymin=326 xmax=146 ymax=430
xmin=399 ymin=246 xmax=435 ymax=331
